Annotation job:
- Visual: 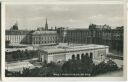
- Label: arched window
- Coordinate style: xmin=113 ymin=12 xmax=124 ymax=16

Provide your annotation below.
xmin=86 ymin=53 xmax=89 ymax=57
xmin=90 ymin=52 xmax=93 ymax=59
xmin=81 ymin=53 xmax=84 ymax=60
xmin=81 ymin=53 xmax=84 ymax=57
xmin=72 ymin=54 xmax=75 ymax=60
xmin=77 ymin=54 xmax=80 ymax=60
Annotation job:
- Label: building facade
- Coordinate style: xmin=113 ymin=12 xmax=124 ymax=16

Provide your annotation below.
xmin=6 ymin=23 xmax=33 ymax=44
xmin=65 ymin=29 xmax=92 ymax=44
xmin=6 ymin=21 xmax=123 ymax=53
xmin=57 ymin=24 xmax=123 ymax=53
xmin=38 ymin=44 xmax=109 ymax=64
xmin=31 ymin=31 xmax=59 ymax=45
xmin=6 ymin=19 xmax=59 ymax=46
xmin=89 ymin=24 xmax=123 ymax=53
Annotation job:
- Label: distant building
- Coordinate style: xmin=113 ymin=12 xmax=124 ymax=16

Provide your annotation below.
xmin=6 ymin=19 xmax=59 ymax=46
xmin=5 ymin=20 xmax=123 ymax=53
xmin=58 ymin=24 xmax=123 ymax=53
xmin=6 ymin=22 xmax=33 ymax=44
xmin=65 ymin=29 xmax=92 ymax=44
xmin=88 ymin=24 xmax=123 ymax=52
xmin=31 ymin=31 xmax=59 ymax=45
xmin=31 ymin=19 xmax=59 ymax=45
xmin=38 ymin=44 xmax=109 ymax=64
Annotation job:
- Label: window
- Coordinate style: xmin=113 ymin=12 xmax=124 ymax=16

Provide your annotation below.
xmin=81 ymin=53 xmax=84 ymax=59
xmin=77 ymin=54 xmax=80 ymax=60
xmin=90 ymin=52 xmax=93 ymax=59
xmin=72 ymin=55 xmax=75 ymax=60
xmin=86 ymin=53 xmax=89 ymax=56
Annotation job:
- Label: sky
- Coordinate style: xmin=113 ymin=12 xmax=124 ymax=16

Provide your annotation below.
xmin=6 ymin=4 xmax=124 ymax=30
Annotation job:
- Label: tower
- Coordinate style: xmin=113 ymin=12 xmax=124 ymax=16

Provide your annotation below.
xmin=45 ymin=18 xmax=48 ymax=30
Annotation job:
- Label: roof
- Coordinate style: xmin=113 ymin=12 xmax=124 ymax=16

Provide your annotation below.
xmin=32 ymin=31 xmax=57 ymax=35
xmin=39 ymin=44 xmax=109 ymax=54
xmin=6 ymin=30 xmax=32 ymax=35
xmin=6 ymin=46 xmax=34 ymax=52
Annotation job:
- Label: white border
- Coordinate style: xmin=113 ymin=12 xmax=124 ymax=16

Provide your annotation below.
xmin=1 ymin=1 xmax=124 ymax=4
xmin=1 ymin=1 xmax=5 ymax=81
xmin=1 ymin=1 xmax=127 ymax=81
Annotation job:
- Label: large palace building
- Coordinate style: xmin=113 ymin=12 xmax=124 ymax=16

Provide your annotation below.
xmin=6 ymin=19 xmax=123 ymax=52
xmin=62 ymin=24 xmax=123 ymax=52
xmin=6 ymin=23 xmax=33 ymax=44
xmin=31 ymin=31 xmax=59 ymax=45
xmin=6 ymin=19 xmax=59 ymax=46
xmin=38 ymin=43 xmax=109 ymax=64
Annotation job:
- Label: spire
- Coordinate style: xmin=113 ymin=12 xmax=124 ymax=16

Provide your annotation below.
xmin=45 ymin=18 xmax=48 ymax=30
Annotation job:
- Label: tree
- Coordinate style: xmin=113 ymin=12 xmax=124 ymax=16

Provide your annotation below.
xmin=62 ymin=53 xmax=95 ymax=76
xmin=92 ymin=60 xmax=119 ymax=76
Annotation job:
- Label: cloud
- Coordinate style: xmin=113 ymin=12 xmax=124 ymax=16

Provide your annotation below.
xmin=68 ymin=19 xmax=77 ymax=23
xmin=108 ymin=16 xmax=123 ymax=21
xmin=89 ymin=14 xmax=104 ymax=20
xmin=50 ymin=6 xmax=69 ymax=11
xmin=6 ymin=4 xmax=123 ymax=30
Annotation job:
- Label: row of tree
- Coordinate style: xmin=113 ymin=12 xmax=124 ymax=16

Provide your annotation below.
xmin=6 ymin=54 xmax=119 ymax=77
xmin=6 ymin=49 xmax=38 ymax=62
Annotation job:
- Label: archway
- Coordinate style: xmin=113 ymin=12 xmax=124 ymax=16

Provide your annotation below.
xmin=77 ymin=54 xmax=80 ymax=60
xmin=86 ymin=53 xmax=89 ymax=57
xmin=81 ymin=53 xmax=84 ymax=58
xmin=90 ymin=52 xmax=93 ymax=59
xmin=72 ymin=54 xmax=75 ymax=60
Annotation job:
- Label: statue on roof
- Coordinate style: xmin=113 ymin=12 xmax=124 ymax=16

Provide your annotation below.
xmin=10 ymin=21 xmax=19 ymax=30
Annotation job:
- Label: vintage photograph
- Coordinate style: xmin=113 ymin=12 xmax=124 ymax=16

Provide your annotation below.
xmin=5 ymin=3 xmax=124 ymax=77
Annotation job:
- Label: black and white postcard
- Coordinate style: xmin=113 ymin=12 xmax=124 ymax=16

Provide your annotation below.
xmin=3 ymin=2 xmax=126 ymax=81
